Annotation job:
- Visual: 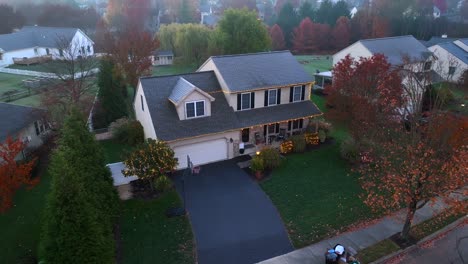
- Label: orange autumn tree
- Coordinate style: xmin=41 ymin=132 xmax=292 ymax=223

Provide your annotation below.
xmin=0 ymin=137 xmax=38 ymax=213
xmin=329 ymin=54 xmax=468 ymax=240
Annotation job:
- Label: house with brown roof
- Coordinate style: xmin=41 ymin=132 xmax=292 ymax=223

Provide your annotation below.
xmin=134 ymin=51 xmax=322 ymax=169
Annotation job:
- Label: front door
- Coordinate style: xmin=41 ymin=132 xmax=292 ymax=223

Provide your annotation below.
xmin=241 ymin=128 xmax=249 ymax=143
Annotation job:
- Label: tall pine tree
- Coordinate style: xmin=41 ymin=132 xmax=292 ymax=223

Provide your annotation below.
xmin=39 ymin=109 xmax=118 ymax=264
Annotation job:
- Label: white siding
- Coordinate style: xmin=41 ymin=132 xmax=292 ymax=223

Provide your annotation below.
xmin=0 ymin=48 xmax=37 ymax=65
xmin=333 ymin=42 xmax=373 ymax=66
xmin=429 ymin=45 xmax=468 ymax=82
xmin=175 ymin=90 xmax=212 ymax=120
xmin=134 ymin=83 xmax=157 ymax=139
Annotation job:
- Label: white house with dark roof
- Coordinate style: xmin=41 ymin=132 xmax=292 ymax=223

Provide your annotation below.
xmin=429 ymin=38 xmax=468 ymax=82
xmin=0 ymin=103 xmax=49 ymax=157
xmin=333 ymin=35 xmax=440 ymax=113
xmin=0 ymin=26 xmax=94 ymax=66
xmin=135 ymin=51 xmax=322 ymax=169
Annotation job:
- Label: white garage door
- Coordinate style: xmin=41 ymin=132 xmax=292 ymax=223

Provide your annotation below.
xmin=174 ymin=138 xmax=228 ymax=169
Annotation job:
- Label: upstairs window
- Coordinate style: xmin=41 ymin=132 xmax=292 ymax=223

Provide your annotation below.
xmin=448 ymin=66 xmax=456 ymax=75
xmin=59 ymin=49 xmax=64 ymax=57
xmin=293 ymin=86 xmax=302 ymax=102
xmin=241 ymin=93 xmax=251 ymax=110
xmin=268 ymin=89 xmax=277 ymax=106
xmin=87 ymin=45 xmax=91 ymax=53
xmin=423 ymin=61 xmax=432 ymax=71
xmin=46 ymin=48 xmax=50 ymax=55
xmin=186 ymin=100 xmax=205 ymax=118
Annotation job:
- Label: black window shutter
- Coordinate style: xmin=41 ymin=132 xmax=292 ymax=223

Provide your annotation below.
xmin=264 ymin=90 xmax=268 ymax=106
xmin=277 ymin=89 xmax=281 ymax=105
xmin=289 ymin=87 xmax=293 ymax=102
xmin=301 ymin=85 xmax=305 ymax=101
xmin=251 ymin=92 xmax=255 ymax=108
xmin=275 ymin=123 xmax=280 ymax=133
xmin=34 ymin=121 xmax=40 ymax=136
xmin=237 ymin=94 xmax=241 ymax=110
xmin=263 ymin=125 xmax=267 ymax=137
xmin=288 ymin=121 xmax=292 ymax=131
xmin=299 ymin=119 xmax=304 ymax=128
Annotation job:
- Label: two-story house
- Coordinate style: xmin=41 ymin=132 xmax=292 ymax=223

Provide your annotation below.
xmin=134 ymin=51 xmax=322 ymax=169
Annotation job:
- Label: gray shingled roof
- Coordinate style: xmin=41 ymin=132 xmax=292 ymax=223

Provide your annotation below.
xmin=169 ymin=77 xmax=197 ymax=104
xmin=360 ymin=36 xmax=432 ymax=65
xmin=200 ymin=51 xmax=313 ymax=92
xmin=155 ymin=50 xmax=174 ymax=56
xmin=0 ymin=26 xmax=80 ymax=52
xmin=422 ymin=36 xmax=456 ymax=47
xmin=0 ymin=103 xmax=43 ymax=141
xmin=438 ymin=41 xmax=468 ymax=65
xmin=140 ymin=71 xmax=321 ymax=142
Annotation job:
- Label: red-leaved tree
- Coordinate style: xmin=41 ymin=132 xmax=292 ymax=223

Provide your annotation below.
xmin=325 ymin=54 xmax=404 ymax=141
xmin=270 ymin=24 xmax=286 ymax=51
xmin=293 ymin=18 xmax=314 ymax=53
xmin=0 ymin=137 xmax=38 ymax=213
xmin=103 ymin=24 xmax=159 ymax=89
xmin=332 ymin=16 xmax=351 ymax=51
xmin=328 ymin=54 xmax=468 ymax=240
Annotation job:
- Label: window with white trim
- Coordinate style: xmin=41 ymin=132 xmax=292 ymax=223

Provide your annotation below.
xmin=241 ymin=93 xmax=251 ymax=110
xmin=423 ymin=61 xmax=432 ymax=71
xmin=268 ymin=89 xmax=277 ymax=106
xmin=293 ymin=86 xmax=302 ymax=102
xmin=292 ymin=119 xmax=303 ymax=130
xmin=268 ymin=124 xmax=276 ymax=134
xmin=186 ymin=100 xmax=205 ymax=118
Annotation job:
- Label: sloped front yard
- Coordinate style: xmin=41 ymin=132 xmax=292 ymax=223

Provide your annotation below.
xmin=260 ymin=143 xmax=373 ymax=248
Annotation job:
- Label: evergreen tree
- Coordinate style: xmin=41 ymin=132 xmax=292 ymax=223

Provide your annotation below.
xmin=97 ymin=59 xmax=128 ymax=126
xmin=179 ymin=0 xmax=194 ymax=23
xmin=39 ymin=109 xmax=118 ymax=264
xmin=299 ymin=1 xmax=315 ymax=21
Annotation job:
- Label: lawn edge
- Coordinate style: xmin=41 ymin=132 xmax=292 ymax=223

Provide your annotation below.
xmin=369 ymin=216 xmax=466 ymax=264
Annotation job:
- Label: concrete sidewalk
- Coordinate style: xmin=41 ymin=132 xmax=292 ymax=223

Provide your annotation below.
xmin=258 ymin=194 xmax=460 ymax=264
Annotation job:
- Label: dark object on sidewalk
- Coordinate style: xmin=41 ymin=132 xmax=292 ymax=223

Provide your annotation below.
xmin=325 ymin=248 xmax=338 ymax=264
xmin=165 ymin=207 xmax=185 ymax=217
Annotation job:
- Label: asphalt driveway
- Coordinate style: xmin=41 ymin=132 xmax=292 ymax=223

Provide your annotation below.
xmin=174 ymin=160 xmax=293 ymax=264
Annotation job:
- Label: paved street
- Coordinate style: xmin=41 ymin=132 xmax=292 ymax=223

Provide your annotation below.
xmin=399 ymin=222 xmax=467 ymax=264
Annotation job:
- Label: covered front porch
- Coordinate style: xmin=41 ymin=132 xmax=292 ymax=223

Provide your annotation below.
xmin=236 ymin=117 xmax=320 ymax=156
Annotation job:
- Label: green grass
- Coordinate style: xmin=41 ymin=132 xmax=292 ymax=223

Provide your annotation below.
xmin=311 ymin=93 xmax=326 ymax=112
xmin=8 ymin=94 xmax=42 ymax=107
xmin=0 ymin=172 xmax=52 ymax=264
xmin=0 ymin=73 xmax=32 ymax=95
xmin=295 ymin=55 xmax=333 ymax=75
xmin=99 ymin=139 xmax=134 ymax=164
xmin=410 ymin=212 xmax=464 ymax=241
xmin=152 ymin=64 xmax=197 ymax=77
xmin=260 ymin=143 xmax=371 ymax=248
xmin=120 ymin=190 xmax=194 ymax=264
xmin=356 ymin=239 xmax=400 ymax=263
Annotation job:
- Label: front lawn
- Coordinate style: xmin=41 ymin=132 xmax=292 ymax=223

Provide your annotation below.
xmin=260 ymin=143 xmax=372 ymax=248
xmin=0 ymin=172 xmax=52 ymax=264
xmin=0 ymin=73 xmax=31 ymax=95
xmin=120 ymin=190 xmax=194 ymax=264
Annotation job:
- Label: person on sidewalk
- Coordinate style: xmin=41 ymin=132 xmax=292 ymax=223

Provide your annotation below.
xmin=334 ymin=244 xmax=347 ymax=264
xmin=325 ymin=248 xmax=338 ymax=264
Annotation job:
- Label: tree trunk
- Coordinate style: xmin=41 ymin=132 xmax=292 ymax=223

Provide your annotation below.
xmin=148 ymin=178 xmax=154 ymax=191
xmin=401 ymin=199 xmax=418 ymax=240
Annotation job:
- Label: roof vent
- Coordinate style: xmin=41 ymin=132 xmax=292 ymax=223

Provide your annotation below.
xmin=441 ymin=34 xmax=448 ymax=38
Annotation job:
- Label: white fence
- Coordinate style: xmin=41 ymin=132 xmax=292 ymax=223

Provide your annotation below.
xmin=0 ymin=67 xmax=99 ymax=79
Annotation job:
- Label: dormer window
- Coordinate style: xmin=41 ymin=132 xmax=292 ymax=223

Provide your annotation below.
xmin=186 ymin=100 xmax=205 ymax=118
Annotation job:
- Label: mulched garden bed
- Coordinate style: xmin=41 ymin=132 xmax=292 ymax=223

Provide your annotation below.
xmin=242 ymin=167 xmax=273 ymax=182
xmin=130 ymin=179 xmax=162 ymax=200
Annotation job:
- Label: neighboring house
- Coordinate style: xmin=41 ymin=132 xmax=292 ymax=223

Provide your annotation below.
xmin=135 ymin=51 xmax=322 ymax=169
xmin=0 ymin=26 xmax=94 ymax=66
xmin=421 ymin=35 xmax=457 ymax=47
xmin=429 ymin=38 xmax=468 ymax=82
xmin=202 ymin=14 xmax=220 ymax=27
xmin=152 ymin=50 xmax=174 ymax=66
xmin=333 ymin=35 xmax=439 ymax=113
xmin=0 ymin=103 xmax=49 ymax=157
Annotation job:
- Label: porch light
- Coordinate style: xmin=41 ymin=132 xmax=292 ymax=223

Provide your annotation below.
xmin=461 ymin=104 xmax=465 ymax=107
xmin=256 ymin=151 xmax=260 ymax=155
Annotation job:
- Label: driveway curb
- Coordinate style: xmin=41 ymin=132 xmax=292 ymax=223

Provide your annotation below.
xmin=370 ymin=216 xmax=467 ymax=264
